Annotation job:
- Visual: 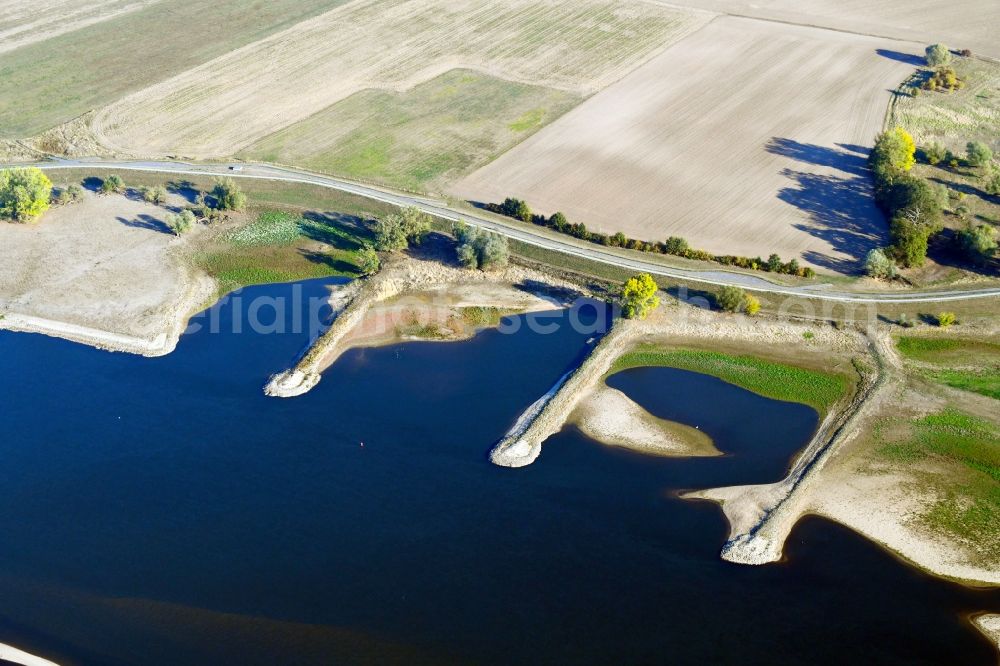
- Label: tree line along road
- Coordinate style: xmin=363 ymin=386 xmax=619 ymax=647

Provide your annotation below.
xmin=29 ymin=158 xmax=1000 ymax=305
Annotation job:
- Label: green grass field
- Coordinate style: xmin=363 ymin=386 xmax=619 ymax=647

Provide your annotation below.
xmin=876 ymin=409 xmax=1000 ymax=566
xmin=241 ymin=69 xmax=579 ymax=192
xmin=0 ymin=0 xmax=351 ymax=138
xmin=897 ymin=335 xmax=1000 ymax=400
xmin=196 ymin=209 xmax=373 ymax=296
xmin=608 ymin=346 xmax=848 ymax=413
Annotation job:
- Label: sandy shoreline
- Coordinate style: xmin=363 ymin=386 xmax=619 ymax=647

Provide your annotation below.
xmin=0 ymin=642 xmax=60 ymax=666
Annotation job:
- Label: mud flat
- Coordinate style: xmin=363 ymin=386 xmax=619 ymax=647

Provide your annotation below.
xmin=0 ymin=191 xmax=216 ymax=356
xmin=265 ymin=255 xmax=581 ymax=398
xmin=572 ymin=384 xmax=719 ymax=457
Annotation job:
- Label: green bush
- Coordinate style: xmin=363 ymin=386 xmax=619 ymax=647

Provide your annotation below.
xmin=0 ymin=167 xmax=53 ymax=222
xmin=966 ymin=141 xmax=993 ymax=168
xmin=716 ymin=286 xmax=746 ymax=312
xmin=925 ymin=43 xmax=952 ymax=67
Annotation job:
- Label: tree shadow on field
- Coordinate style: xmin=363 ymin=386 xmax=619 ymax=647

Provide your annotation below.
xmin=117 ymin=214 xmax=172 ymax=235
xmin=299 ymin=249 xmax=357 ymax=274
xmin=81 ymin=177 xmax=103 ymax=192
xmin=768 ymin=137 xmax=890 ymax=274
xmin=766 ymin=138 xmax=869 ymax=176
xmin=875 ymin=49 xmax=925 ymax=67
xmin=300 ymin=211 xmax=372 ymax=250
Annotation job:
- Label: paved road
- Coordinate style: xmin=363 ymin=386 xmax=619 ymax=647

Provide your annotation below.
xmin=33 ymin=158 xmax=1000 ymax=305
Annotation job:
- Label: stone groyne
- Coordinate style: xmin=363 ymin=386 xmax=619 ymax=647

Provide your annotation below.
xmin=490 ymin=321 xmax=634 ymax=467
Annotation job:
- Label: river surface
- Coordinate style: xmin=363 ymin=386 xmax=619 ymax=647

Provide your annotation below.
xmin=0 ymin=279 xmax=997 ymax=665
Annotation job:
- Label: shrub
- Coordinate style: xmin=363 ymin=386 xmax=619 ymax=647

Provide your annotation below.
xmin=925 ymin=43 xmax=951 ymax=67
xmin=100 ymin=174 xmax=124 ymax=194
xmin=357 ymin=245 xmax=380 ymax=275
xmin=211 ymin=177 xmax=246 ymax=211
xmin=453 ymin=220 xmax=509 ymax=270
xmin=966 ymin=142 xmax=993 ymax=168
xmin=983 ymin=163 xmax=1000 ymax=196
xmin=765 ymin=253 xmax=783 ymax=272
xmin=956 ymin=224 xmax=998 ymax=264
xmin=924 ymin=142 xmax=947 ymax=165
xmin=923 ymin=66 xmax=962 ymax=92
xmin=744 ymin=294 xmax=761 ymax=316
xmin=0 ymin=167 xmax=53 ymax=222
xmin=716 ymin=286 xmax=746 ymax=313
xmin=959 ymin=49 xmax=972 ymax=57
xmin=54 ymin=183 xmax=83 ymax=205
xmin=864 ymin=248 xmax=898 ymax=279
xmin=937 ymin=312 xmax=956 ymax=328
xmin=165 ymin=209 xmax=196 ymax=235
xmin=142 ymin=185 xmax=168 ymax=205
xmin=620 ymin=273 xmax=660 ymax=320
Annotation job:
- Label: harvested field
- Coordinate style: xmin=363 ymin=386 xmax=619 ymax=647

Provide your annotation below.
xmin=451 ymin=16 xmax=917 ymax=274
xmin=661 ymin=0 xmax=1000 ymax=60
xmin=240 ymin=69 xmax=580 ymax=193
xmin=0 ymin=0 xmax=157 ymax=55
xmin=92 ymin=0 xmax=710 ymax=157
xmin=0 ymin=0 xmax=353 ymax=139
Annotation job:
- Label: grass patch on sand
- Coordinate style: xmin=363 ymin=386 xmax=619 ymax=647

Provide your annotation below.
xmin=0 ymin=0 xmax=351 ymax=138
xmin=875 ymin=409 xmax=1000 ymax=566
xmin=609 ymin=346 xmax=847 ymax=413
xmin=459 ymin=306 xmax=518 ymax=328
xmin=897 ymin=335 xmax=1000 ymax=400
xmin=197 ymin=208 xmax=371 ymax=295
xmin=241 ymin=69 xmax=579 ymax=192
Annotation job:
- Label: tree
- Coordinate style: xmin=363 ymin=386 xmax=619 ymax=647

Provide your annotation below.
xmin=870 ymin=127 xmax=916 ymax=180
xmin=925 ymin=43 xmax=951 ymax=67
xmin=100 ymin=174 xmax=124 ymax=194
xmin=397 ymin=206 xmax=431 ymax=244
xmin=765 ymin=253 xmax=783 ymax=272
xmin=0 ymin=167 xmax=53 ymax=222
xmin=357 ymin=245 xmax=380 ymax=275
xmin=373 ymin=214 xmax=409 ymax=251
xmin=453 ymin=220 xmax=509 ymax=270
xmin=500 ymin=197 xmax=532 ymax=222
xmin=889 ymin=215 xmax=932 ymax=268
xmin=165 ymin=209 xmax=196 ymax=235
xmin=374 ymin=207 xmax=431 ymax=252
xmin=937 ymin=312 xmax=956 ymax=328
xmin=549 ymin=211 xmax=569 ymax=230
xmin=716 ymin=286 xmax=746 ymax=313
xmin=966 ymin=141 xmax=993 ymax=168
xmin=211 ymin=177 xmax=246 ymax=211
xmin=744 ymin=294 xmax=761 ymax=316
xmin=664 ymin=236 xmax=689 ymax=255
xmin=864 ymin=248 xmax=898 ymax=279
xmin=924 ymin=142 xmax=947 ymax=165
xmin=957 ymin=224 xmax=998 ymax=264
xmin=620 ymin=273 xmax=659 ymax=320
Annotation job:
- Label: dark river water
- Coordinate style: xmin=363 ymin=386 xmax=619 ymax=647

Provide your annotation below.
xmin=0 ymin=278 xmax=997 ymax=665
